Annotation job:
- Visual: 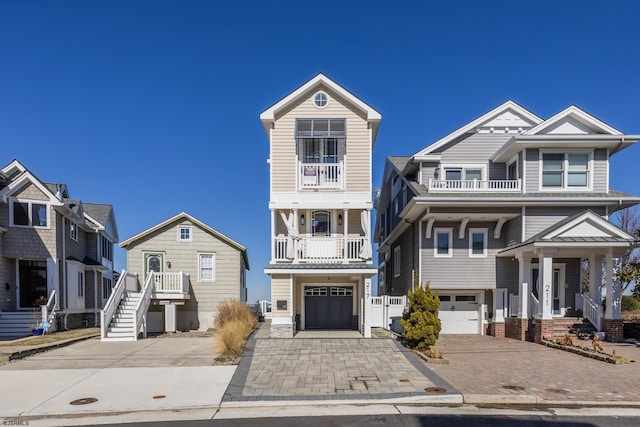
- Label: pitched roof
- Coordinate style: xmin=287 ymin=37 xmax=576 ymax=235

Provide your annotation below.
xmin=524 ymin=105 xmax=622 ymax=136
xmin=83 ymin=203 xmax=113 ymax=226
xmin=120 ymin=212 xmax=249 ymax=269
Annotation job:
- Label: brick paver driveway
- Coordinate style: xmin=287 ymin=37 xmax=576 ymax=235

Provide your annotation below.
xmin=223 ymin=325 xmax=457 ymax=402
xmin=428 ymin=335 xmax=640 ymax=403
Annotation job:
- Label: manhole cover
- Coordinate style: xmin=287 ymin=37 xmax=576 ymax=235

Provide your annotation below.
xmin=546 ymin=388 xmax=569 ymax=394
xmin=502 ymin=385 xmax=526 ymax=391
xmin=70 ymin=398 xmax=97 ymax=405
xmin=425 ymin=387 xmax=446 ymax=394
xmin=153 ymin=395 xmax=166 ymax=399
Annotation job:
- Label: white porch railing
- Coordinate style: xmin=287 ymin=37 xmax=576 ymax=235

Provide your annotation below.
xmin=152 ymin=272 xmax=189 ymax=294
xmin=370 ymin=295 xmax=407 ymax=328
xmin=427 ymin=178 xmax=521 ymax=192
xmin=574 ymin=293 xmax=583 ymax=312
xmin=133 ymin=272 xmax=154 ymax=340
xmin=508 ymin=293 xmax=519 ymax=317
xmin=530 ymin=293 xmax=540 ymax=319
xmin=40 ymin=289 xmax=59 ymax=332
xmin=274 ymin=235 xmax=368 ymax=263
xmin=298 ymin=162 xmax=344 ymax=189
xmin=581 ymin=294 xmax=603 ymax=332
xmin=101 ymin=270 xmax=136 ymax=339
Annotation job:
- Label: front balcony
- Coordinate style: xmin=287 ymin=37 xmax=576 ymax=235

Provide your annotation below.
xmin=427 ymin=178 xmax=521 ymax=193
xmin=274 ymin=235 xmax=369 ymax=263
xmin=150 ymin=272 xmax=190 ymax=300
xmin=298 ymin=162 xmax=344 ymax=190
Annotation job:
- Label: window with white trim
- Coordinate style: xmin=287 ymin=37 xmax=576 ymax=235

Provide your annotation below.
xmin=434 ymin=228 xmax=453 ymax=257
xmin=541 ymin=152 xmax=590 ymax=189
xmin=469 ymin=228 xmax=488 ymax=257
xmin=177 ymin=225 xmax=192 ymax=242
xmin=198 ymin=253 xmax=216 ymax=282
xmin=393 ymin=246 xmax=401 ymax=277
xmin=102 ymin=277 xmax=113 ymax=300
xmin=443 ymin=167 xmax=483 ymax=181
xmin=10 ymin=199 xmax=49 ymax=228
xmin=507 ymin=160 xmax=518 ymax=181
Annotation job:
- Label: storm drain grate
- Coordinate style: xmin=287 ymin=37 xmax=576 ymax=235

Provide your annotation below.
xmin=425 ymin=387 xmax=446 ymax=394
xmin=546 ymin=388 xmax=569 ymax=394
xmin=153 ymin=395 xmax=166 ymax=399
xmin=502 ymin=385 xmax=526 ymax=391
xmin=70 ymin=398 xmax=97 ymax=406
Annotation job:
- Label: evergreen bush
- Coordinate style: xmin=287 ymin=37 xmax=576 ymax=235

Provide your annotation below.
xmin=400 ymin=282 xmax=442 ymax=351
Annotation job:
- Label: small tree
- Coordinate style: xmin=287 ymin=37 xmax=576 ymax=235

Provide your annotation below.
xmin=614 ymin=207 xmax=640 ymax=293
xmin=401 ymin=281 xmax=441 ymax=351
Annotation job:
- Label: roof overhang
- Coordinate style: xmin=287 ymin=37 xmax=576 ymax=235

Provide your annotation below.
xmin=264 ymin=266 xmax=378 ymax=276
xmin=492 ymin=135 xmax=640 ymax=162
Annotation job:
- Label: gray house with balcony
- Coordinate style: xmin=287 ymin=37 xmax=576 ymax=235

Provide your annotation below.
xmin=374 ymin=101 xmax=639 ymax=342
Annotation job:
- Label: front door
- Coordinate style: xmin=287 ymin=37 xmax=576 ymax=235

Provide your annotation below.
xmin=144 ymin=253 xmax=164 ymax=282
xmin=18 ymin=260 xmax=47 ymax=308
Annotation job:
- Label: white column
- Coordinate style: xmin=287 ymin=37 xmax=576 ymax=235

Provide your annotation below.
xmin=293 ymin=208 xmax=299 ymax=263
xmin=364 ymin=278 xmax=372 ymax=338
xmin=539 ymin=252 xmax=554 ymax=320
xmin=605 ymin=250 xmax=621 ymax=320
xmin=494 ymin=288 xmax=506 ymax=323
xmin=590 ymin=254 xmax=603 ymax=304
xmin=343 ymin=208 xmax=349 ymax=264
xmin=517 ymin=254 xmax=530 ymax=318
xmin=270 ymin=209 xmax=275 ymax=263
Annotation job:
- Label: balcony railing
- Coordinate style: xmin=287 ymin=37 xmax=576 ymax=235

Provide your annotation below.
xmin=151 ymin=272 xmax=190 ymax=295
xmin=299 ymin=162 xmax=344 ymax=190
xmin=274 ymin=235 xmax=368 ymax=263
xmin=427 ymin=178 xmax=521 ymax=192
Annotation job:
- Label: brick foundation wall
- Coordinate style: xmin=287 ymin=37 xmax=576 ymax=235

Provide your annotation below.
xmin=532 ymin=319 xmax=554 ymax=343
xmin=490 ymin=322 xmax=505 ymax=338
xmin=270 ymin=323 xmax=294 ymax=338
xmin=604 ymin=319 xmax=624 ymax=343
xmin=483 ymin=323 xmax=490 ymax=336
xmin=505 ymin=318 xmax=528 ymax=341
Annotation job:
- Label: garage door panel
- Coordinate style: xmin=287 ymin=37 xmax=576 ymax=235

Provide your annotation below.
xmin=305 ymin=286 xmax=352 ymax=330
xmin=439 ymin=294 xmax=480 ymax=334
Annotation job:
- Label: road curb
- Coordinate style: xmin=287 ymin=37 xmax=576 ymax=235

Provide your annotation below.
xmin=220 ymin=394 xmax=464 ymax=408
xmin=0 ymin=333 xmax=99 ymax=363
xmin=464 ymin=394 xmax=539 ymax=405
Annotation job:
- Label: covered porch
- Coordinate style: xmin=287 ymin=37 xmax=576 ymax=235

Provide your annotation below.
xmin=495 ymin=211 xmax=635 ymax=343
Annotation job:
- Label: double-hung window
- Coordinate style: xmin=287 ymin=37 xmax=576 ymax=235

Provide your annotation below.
xmin=10 ymin=199 xmax=48 ymax=228
xmin=434 ymin=228 xmax=453 ymax=257
xmin=199 ymin=253 xmax=216 ymax=282
xmin=469 ymin=228 xmax=488 ymax=257
xmin=541 ymin=152 xmax=590 ymax=189
xmin=393 ymin=246 xmax=401 ymax=277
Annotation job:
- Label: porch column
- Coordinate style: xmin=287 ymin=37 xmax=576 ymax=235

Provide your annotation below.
xmin=343 ymin=208 xmax=349 ymax=264
xmin=293 ymin=208 xmax=299 ymax=263
xmin=604 ymin=250 xmax=624 ymax=342
xmin=270 ymin=209 xmax=275 ymax=263
xmin=538 ymin=251 xmax=554 ymax=320
xmin=516 ymin=254 xmax=530 ymax=318
xmin=363 ymin=278 xmax=372 ymax=338
xmin=589 ymin=254 xmax=602 ymax=305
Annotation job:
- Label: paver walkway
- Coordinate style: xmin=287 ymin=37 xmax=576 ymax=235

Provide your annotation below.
xmin=428 ymin=335 xmax=640 ymax=403
xmin=224 ymin=323 xmax=457 ymax=402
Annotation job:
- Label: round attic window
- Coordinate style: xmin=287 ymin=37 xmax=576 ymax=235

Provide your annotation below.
xmin=314 ymin=92 xmax=328 ymax=108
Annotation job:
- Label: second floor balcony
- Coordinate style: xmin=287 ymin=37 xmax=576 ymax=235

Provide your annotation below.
xmin=427 ymin=178 xmax=521 ymax=193
xmin=274 ymin=234 xmax=369 ymax=263
xmin=299 ymin=162 xmax=344 ymax=190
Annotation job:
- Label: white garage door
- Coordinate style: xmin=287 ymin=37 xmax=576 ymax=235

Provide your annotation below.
xmin=439 ymin=294 xmax=479 ymax=334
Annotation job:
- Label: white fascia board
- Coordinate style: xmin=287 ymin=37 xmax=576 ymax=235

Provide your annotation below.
xmin=413 ymin=100 xmax=542 ymax=157
xmin=412 ymin=154 xmax=442 ymax=162
xmin=543 ymin=212 xmax=634 ymax=240
xmin=524 ymin=105 xmax=622 ymax=136
xmin=264 ymin=268 xmax=378 ymax=276
xmin=0 ymin=171 xmax=64 ymax=205
xmin=1 ymin=159 xmax=26 ymax=176
xmin=411 ymin=196 xmax=640 ymax=206
xmin=260 ymin=73 xmax=381 ymax=123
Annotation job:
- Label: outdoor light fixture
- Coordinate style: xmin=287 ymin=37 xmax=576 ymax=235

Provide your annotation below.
xmin=166 ymin=261 xmax=171 ymax=269
xmin=338 ymin=214 xmax=343 ymax=226
xmin=300 ymin=214 xmax=305 ymax=225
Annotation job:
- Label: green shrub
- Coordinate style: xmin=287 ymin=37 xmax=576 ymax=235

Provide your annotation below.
xmin=622 ymin=295 xmax=640 ymax=312
xmin=400 ymin=282 xmax=442 ymax=351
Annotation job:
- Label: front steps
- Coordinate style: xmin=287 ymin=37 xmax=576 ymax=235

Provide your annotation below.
xmin=102 ymin=292 xmax=141 ymax=341
xmin=552 ymin=317 xmax=597 ymax=339
xmin=0 ymin=311 xmax=36 ymax=337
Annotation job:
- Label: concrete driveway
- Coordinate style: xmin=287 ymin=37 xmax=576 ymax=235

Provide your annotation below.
xmin=428 ymin=335 xmax=640 ymax=403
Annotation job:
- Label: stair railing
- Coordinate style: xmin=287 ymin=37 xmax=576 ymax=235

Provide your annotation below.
xmin=133 ymin=271 xmax=154 ymax=340
xmin=581 ymin=294 xmax=603 ymax=332
xmin=101 ymin=270 xmax=135 ymax=339
xmin=41 ymin=290 xmax=58 ymax=332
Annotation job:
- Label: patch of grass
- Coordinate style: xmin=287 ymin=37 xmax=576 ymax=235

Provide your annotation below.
xmin=0 ymin=328 xmax=99 ymax=347
xmin=214 ymin=299 xmax=258 ymax=330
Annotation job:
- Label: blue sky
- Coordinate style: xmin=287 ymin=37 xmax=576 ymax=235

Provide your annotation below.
xmin=2 ymin=1 xmax=640 ymax=302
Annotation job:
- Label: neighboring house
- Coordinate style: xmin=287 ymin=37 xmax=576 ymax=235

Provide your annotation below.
xmin=116 ymin=212 xmax=249 ymax=337
xmin=0 ymin=159 xmax=118 ymax=336
xmin=374 ymin=101 xmax=640 ymax=342
xmin=260 ymin=73 xmax=379 ymax=338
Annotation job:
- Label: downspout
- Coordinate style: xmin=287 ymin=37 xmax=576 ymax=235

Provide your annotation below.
xmin=93 ymin=268 xmax=98 ymax=326
xmin=62 ymin=216 xmax=69 ymax=330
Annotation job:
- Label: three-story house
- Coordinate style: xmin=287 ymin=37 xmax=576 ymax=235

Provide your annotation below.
xmin=375 ymin=101 xmax=639 ymax=342
xmin=261 ymin=74 xmax=379 ymax=338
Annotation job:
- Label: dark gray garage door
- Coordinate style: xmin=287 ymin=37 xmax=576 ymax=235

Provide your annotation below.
xmin=305 ymin=286 xmax=353 ymax=329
